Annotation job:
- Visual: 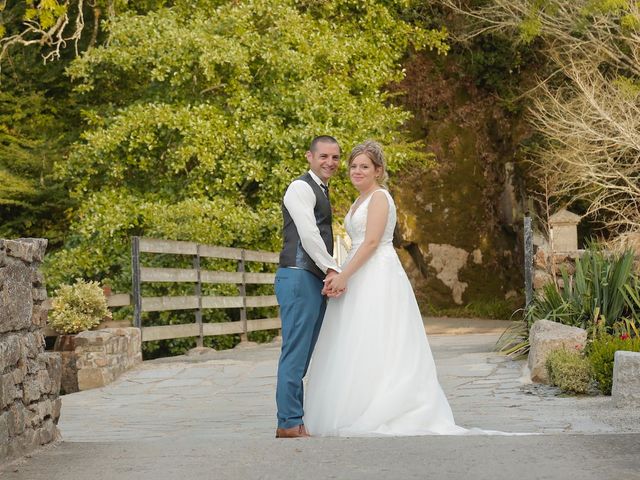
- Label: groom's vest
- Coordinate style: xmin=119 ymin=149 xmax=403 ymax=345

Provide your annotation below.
xmin=279 ymin=172 xmax=333 ymax=279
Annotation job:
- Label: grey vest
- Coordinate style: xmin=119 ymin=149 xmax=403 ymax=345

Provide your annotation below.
xmin=279 ymin=172 xmax=333 ymax=279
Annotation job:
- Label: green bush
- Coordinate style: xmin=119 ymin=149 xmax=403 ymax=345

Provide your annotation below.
xmin=545 ymin=347 xmax=592 ymax=394
xmin=49 ymin=279 xmax=111 ymax=334
xmin=587 ymin=335 xmax=640 ymax=394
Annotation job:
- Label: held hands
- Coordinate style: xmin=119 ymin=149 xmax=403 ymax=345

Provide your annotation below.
xmin=322 ymin=270 xmax=347 ymax=298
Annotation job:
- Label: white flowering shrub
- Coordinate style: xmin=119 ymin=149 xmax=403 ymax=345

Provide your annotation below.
xmin=49 ymin=279 xmax=111 ymax=334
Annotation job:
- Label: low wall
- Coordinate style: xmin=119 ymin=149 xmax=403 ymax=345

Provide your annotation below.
xmin=533 ymin=249 xmax=584 ymax=290
xmin=75 ymin=328 xmax=142 ymax=391
xmin=0 ymin=238 xmax=61 ymax=465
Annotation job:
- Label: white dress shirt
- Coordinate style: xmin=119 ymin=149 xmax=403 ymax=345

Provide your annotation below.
xmin=283 ymin=170 xmax=340 ymax=274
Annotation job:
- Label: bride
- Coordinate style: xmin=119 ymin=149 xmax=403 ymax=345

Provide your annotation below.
xmin=303 ymin=140 xmax=469 ymax=436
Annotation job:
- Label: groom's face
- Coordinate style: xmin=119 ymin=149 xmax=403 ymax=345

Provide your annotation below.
xmin=306 ymin=141 xmax=341 ymax=183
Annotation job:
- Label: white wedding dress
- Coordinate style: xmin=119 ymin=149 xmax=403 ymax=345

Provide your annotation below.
xmin=304 ymin=189 xmax=469 ymax=436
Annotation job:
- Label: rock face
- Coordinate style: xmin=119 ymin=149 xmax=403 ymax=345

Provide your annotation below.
xmin=391 ymin=51 xmax=525 ymax=309
xmin=74 ymin=328 xmax=142 ymax=391
xmin=0 ymin=238 xmax=62 ymax=466
xmin=528 ymin=319 xmax=588 ymax=383
xmin=612 ymin=351 xmax=640 ymax=408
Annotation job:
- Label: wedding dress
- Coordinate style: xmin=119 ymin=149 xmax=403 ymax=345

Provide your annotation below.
xmin=304 ymin=189 xmax=470 ymax=436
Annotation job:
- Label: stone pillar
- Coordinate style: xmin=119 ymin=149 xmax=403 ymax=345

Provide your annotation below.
xmin=0 ymin=239 xmax=62 ymax=466
xmin=612 ymin=351 xmax=640 ymax=407
xmin=532 ymin=209 xmax=583 ymax=291
xmin=549 ymin=209 xmax=581 ymax=252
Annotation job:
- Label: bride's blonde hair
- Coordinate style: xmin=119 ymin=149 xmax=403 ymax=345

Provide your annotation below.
xmin=347 ymin=140 xmax=389 ymax=187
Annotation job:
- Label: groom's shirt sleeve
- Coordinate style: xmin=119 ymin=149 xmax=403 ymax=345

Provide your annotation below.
xmin=283 ymin=180 xmax=341 ymax=274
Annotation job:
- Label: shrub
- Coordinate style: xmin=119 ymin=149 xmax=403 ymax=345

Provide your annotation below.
xmin=525 ymin=245 xmax=636 ymax=332
xmin=545 ymin=347 xmax=592 ymax=394
xmin=587 ymin=335 xmax=640 ymax=394
xmin=49 ymin=279 xmax=111 ymax=334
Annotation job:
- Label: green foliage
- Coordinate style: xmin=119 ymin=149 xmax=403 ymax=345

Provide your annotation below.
xmin=0 ymin=46 xmax=77 ymax=246
xmin=49 ymin=278 xmax=111 ymax=334
xmin=525 ymin=245 xmax=637 ymax=333
xmin=587 ymin=334 xmax=640 ymax=394
xmin=46 ymin=0 xmax=445 ymax=294
xmin=545 ymin=347 xmax=592 ymax=394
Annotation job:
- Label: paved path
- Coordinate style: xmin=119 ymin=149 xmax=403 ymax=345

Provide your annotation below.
xmin=3 ymin=331 xmax=640 ymax=479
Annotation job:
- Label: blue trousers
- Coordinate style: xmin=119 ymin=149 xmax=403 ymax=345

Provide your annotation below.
xmin=274 ymin=267 xmax=327 ymax=429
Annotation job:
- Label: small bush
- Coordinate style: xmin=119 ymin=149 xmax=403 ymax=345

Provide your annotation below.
xmin=49 ymin=279 xmax=110 ymax=334
xmin=587 ymin=335 xmax=640 ymax=394
xmin=545 ymin=347 xmax=592 ymax=394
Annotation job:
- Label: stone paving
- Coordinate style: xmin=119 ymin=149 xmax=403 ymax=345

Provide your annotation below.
xmin=3 ymin=327 xmax=640 ymax=479
xmin=57 ymin=333 xmax=640 ymax=441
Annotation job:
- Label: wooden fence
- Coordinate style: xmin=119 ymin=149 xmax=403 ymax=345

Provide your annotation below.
xmin=131 ymin=237 xmax=280 ymax=345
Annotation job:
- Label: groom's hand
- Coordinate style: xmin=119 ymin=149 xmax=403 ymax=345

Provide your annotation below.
xmin=322 ymin=270 xmax=338 ymax=296
xmin=323 ymin=270 xmax=346 ymax=297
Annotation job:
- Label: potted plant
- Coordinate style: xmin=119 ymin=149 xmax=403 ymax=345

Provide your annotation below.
xmin=49 ymin=279 xmax=111 ymax=393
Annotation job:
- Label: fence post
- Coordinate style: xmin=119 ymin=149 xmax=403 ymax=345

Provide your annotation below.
xmin=524 ymin=210 xmax=534 ymax=309
xmin=131 ymin=236 xmax=142 ymax=329
xmin=194 ymin=245 xmax=203 ymax=348
xmin=238 ymin=250 xmax=248 ymax=343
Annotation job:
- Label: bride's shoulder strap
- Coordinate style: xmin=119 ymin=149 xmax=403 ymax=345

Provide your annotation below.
xmin=371 ymin=188 xmax=392 ymax=202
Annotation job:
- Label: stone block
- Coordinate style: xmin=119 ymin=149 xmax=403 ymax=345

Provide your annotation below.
xmin=534 ymin=248 xmax=548 ymax=270
xmin=94 ymin=355 xmax=109 ymax=368
xmin=36 ymin=368 xmax=52 ymax=395
xmin=0 ymin=333 xmax=23 ymax=371
xmin=15 ymin=238 xmax=47 ymax=262
xmin=31 ymin=269 xmax=45 ymax=287
xmin=528 ymin=319 xmax=588 ymax=383
xmin=0 ymin=410 xmax=9 ymax=444
xmin=612 ymin=351 xmax=640 ymax=407
xmin=77 ymin=367 xmax=111 ymax=391
xmin=37 ymin=418 xmax=58 ymax=445
xmin=11 ymin=361 xmax=27 ymax=384
xmin=22 ymin=375 xmax=42 ymax=404
xmin=31 ymin=287 xmax=48 ymax=302
xmin=3 ymin=239 xmax=35 ymax=262
xmin=52 ymin=398 xmax=62 ymax=423
xmin=533 ymin=269 xmax=554 ymax=290
xmin=23 ymin=331 xmax=44 ymax=359
xmin=74 ymin=330 xmax=113 ymax=347
xmin=0 ymin=262 xmax=34 ymax=333
xmin=44 ymin=352 xmax=61 ymax=395
xmin=30 ymin=305 xmax=48 ymax=327
xmin=8 ymin=402 xmax=27 ymax=436
xmin=28 ymin=399 xmax=53 ymax=425
xmin=0 ymin=372 xmax=18 ymax=409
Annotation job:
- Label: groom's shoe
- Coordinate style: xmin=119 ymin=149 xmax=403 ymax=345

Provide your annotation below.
xmin=275 ymin=424 xmax=311 ymax=438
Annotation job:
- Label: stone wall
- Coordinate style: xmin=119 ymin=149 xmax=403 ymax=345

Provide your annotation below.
xmin=0 ymin=239 xmax=61 ymax=465
xmin=533 ymin=249 xmax=584 ymax=290
xmin=75 ymin=328 xmax=142 ymax=391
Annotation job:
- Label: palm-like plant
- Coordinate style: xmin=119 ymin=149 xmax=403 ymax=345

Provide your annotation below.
xmin=497 ymin=244 xmax=639 ymax=357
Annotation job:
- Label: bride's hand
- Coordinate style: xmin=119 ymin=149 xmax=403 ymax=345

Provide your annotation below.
xmin=323 ymin=273 xmax=347 ymax=297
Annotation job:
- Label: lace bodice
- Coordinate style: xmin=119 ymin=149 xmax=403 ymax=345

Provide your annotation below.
xmin=345 ymin=189 xmax=396 ymax=250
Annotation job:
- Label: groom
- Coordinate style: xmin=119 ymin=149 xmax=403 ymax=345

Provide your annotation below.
xmin=274 ymin=135 xmax=342 ymax=438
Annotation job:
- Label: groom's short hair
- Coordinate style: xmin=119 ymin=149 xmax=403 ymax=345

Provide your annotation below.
xmin=309 ymin=135 xmax=340 ymax=153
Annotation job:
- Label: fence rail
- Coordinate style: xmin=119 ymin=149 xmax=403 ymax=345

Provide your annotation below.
xmin=132 ymin=237 xmax=280 ymax=345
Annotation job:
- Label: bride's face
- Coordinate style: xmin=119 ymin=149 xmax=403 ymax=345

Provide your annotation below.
xmin=349 ymin=154 xmax=380 ymax=191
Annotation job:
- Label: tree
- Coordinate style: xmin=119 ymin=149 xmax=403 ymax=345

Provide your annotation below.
xmin=0 ymin=0 xmax=168 ymax=62
xmin=44 ymin=0 xmax=448 ymax=290
xmin=439 ymin=0 xmax=640 ymax=236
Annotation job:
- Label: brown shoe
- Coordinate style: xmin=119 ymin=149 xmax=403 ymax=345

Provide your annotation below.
xmin=275 ymin=424 xmax=311 ymax=438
